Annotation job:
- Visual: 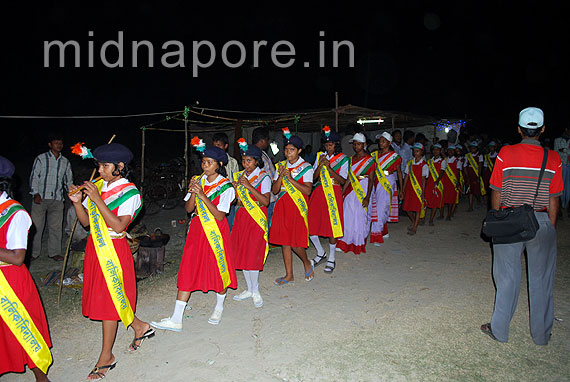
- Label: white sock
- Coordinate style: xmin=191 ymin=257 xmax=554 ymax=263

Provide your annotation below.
xmin=249 ymin=271 xmax=260 ymax=293
xmin=328 ymin=244 xmax=336 ymax=263
xmin=243 ymin=270 xmax=253 ymax=292
xmin=171 ymin=300 xmax=187 ymax=324
xmin=215 ymin=293 xmax=226 ymax=311
xmin=310 ymin=235 xmax=325 ymax=256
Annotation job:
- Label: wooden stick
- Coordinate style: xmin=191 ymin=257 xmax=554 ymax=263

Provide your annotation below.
xmin=58 ymin=134 xmax=116 ymax=304
xmin=68 ymin=176 xmax=103 ymax=195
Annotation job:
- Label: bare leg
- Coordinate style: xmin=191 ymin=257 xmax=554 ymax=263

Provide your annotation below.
xmin=292 ymin=246 xmax=313 ymax=279
xmin=276 ymin=245 xmax=294 ymax=282
xmin=129 ymin=315 xmax=152 ymax=348
xmin=406 ymin=211 xmax=415 ymax=230
xmin=429 ymin=207 xmax=436 ymax=225
xmin=31 ymin=367 xmax=50 ymax=382
xmin=412 ymin=210 xmax=421 ymax=232
xmin=88 ymin=320 xmax=118 ymax=380
xmin=329 ymin=237 xmax=337 ymax=245
xmin=177 ymin=290 xmax=191 ymax=302
xmin=468 ymin=194 xmax=474 ymax=211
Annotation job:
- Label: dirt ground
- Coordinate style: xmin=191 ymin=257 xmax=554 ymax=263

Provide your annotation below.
xmin=2 ymin=199 xmax=569 ymax=382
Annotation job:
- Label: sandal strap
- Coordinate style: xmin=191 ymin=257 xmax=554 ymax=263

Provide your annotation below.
xmin=325 ymin=260 xmax=335 ymax=267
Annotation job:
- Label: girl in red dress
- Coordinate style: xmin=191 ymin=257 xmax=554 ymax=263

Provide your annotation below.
xmin=151 ymin=143 xmax=236 ymax=329
xmin=269 ymin=131 xmax=314 ymax=285
xmin=309 ymin=128 xmax=348 ymax=273
xmin=69 ymin=143 xmax=154 ymax=380
xmin=425 ymin=143 xmax=446 ymax=226
xmin=231 ymin=141 xmax=271 ymax=308
xmin=401 ymin=143 xmax=429 ymax=235
xmin=442 ymin=144 xmax=462 ymax=220
xmin=0 ymin=156 xmax=52 ymax=382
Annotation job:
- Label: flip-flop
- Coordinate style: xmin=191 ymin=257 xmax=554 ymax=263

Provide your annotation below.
xmin=87 ymin=361 xmax=117 ymax=381
xmin=274 ymin=277 xmax=293 ymax=286
xmin=305 ymin=259 xmax=315 ymax=282
xmin=129 ymin=327 xmax=155 ymax=351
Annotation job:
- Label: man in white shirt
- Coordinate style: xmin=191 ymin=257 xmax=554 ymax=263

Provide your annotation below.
xmin=29 ymin=133 xmax=73 ymax=261
xmin=212 ymin=132 xmax=240 ymax=229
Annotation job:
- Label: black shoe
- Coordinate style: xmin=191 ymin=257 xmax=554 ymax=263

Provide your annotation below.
xmin=480 ymin=323 xmax=499 ymax=342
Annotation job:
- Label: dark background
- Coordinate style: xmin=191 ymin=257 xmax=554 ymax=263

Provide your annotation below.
xmin=1 ymin=1 xmax=569 ymax=180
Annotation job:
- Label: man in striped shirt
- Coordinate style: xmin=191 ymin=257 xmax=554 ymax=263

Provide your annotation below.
xmin=481 ymin=107 xmax=563 ymax=345
xmin=252 ymin=127 xmax=276 ymax=224
xmin=29 ymin=134 xmax=73 ymax=261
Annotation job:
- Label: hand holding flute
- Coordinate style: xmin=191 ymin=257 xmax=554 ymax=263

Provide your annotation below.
xmin=183 ymin=173 xmax=204 ymax=201
xmin=68 ymin=176 xmax=103 ymax=204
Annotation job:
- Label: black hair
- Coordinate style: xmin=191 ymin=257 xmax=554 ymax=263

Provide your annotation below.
xmin=252 ymin=127 xmax=269 ymax=144
xmin=415 ymin=133 xmax=426 ymax=142
xmin=100 ymin=162 xmax=132 ymax=179
xmin=212 ymin=132 xmax=229 ymax=146
xmin=47 ymin=131 xmax=64 ymax=143
xmin=403 ymin=130 xmax=414 ymax=142
xmin=320 ymin=140 xmax=342 ymax=154
xmin=519 ymin=126 xmax=541 ymax=138
xmin=241 ymin=155 xmax=265 ymax=169
xmin=215 ymin=162 xmax=228 ymax=178
xmin=0 ymin=177 xmax=13 ymax=198
xmin=392 ymin=129 xmax=402 ymax=136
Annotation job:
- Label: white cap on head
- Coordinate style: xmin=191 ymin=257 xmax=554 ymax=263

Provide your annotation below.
xmin=519 ymin=107 xmax=544 ymax=129
xmin=349 ymin=132 xmax=367 ymax=143
xmin=375 ymin=131 xmax=393 ymax=142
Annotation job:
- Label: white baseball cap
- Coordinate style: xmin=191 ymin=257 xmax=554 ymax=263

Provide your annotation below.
xmin=349 ymin=132 xmax=367 ymax=143
xmin=519 ymin=107 xmax=544 ymax=129
xmin=375 ymin=131 xmax=393 ymax=142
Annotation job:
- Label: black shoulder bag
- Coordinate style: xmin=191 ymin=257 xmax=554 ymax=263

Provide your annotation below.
xmin=481 ymin=147 xmax=548 ymax=244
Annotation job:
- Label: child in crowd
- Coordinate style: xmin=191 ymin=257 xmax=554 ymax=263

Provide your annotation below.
xmin=152 ymin=140 xmax=236 ymax=329
xmin=269 ymin=129 xmax=314 ymax=285
xmin=425 ymin=143 xmax=446 ymax=226
xmin=0 ymin=156 xmax=53 ymax=382
xmin=231 ymin=140 xmax=271 ymax=307
xmin=442 ymin=144 xmax=462 ymax=219
xmin=402 ymin=143 xmax=429 ymax=235
xmin=309 ymin=127 xmax=348 ymax=273
xmin=337 ymin=133 xmax=375 ymax=254
xmin=212 ymin=132 xmax=240 ymax=228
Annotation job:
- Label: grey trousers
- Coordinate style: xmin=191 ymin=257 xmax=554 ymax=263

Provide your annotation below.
xmin=490 ymin=211 xmax=557 ymax=345
xmin=31 ymin=199 xmax=64 ymax=258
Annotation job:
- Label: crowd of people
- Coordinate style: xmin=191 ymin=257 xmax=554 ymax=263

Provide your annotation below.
xmin=0 ymin=106 xmax=566 ymax=381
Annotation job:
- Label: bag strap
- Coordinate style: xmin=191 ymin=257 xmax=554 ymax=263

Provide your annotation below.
xmin=532 ymin=147 xmax=548 ymax=207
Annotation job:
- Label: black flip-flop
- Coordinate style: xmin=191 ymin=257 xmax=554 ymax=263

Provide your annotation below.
xmin=480 ymin=323 xmax=498 ymax=342
xmin=88 ymin=361 xmax=117 ymax=381
xmin=129 ymin=328 xmax=155 ymax=351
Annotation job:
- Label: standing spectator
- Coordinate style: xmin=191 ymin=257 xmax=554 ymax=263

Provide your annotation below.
xmin=400 ymin=130 xmax=414 ymax=173
xmin=252 ymin=127 xmax=276 ymax=224
xmin=212 ymin=132 xmax=240 ymax=229
xmin=553 ymin=127 xmax=570 ymax=215
xmin=391 ymin=129 xmax=402 ymax=154
xmin=341 ymin=124 xmax=361 ymax=157
xmin=481 ymin=107 xmax=563 ymax=345
xmin=303 ymin=144 xmax=316 ymax=165
xmin=29 ymin=133 xmax=73 ymax=261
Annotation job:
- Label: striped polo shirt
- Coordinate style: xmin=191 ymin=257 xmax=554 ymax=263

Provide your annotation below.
xmin=29 ymin=151 xmax=73 ymax=201
xmin=489 ymin=139 xmax=563 ymax=211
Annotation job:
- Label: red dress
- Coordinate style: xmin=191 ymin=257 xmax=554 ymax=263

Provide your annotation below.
xmin=269 ymin=159 xmax=312 ymax=248
xmin=442 ymin=157 xmax=460 ymax=204
xmin=231 ymin=170 xmax=270 ymax=271
xmin=82 ymin=181 xmax=141 ymax=321
xmin=177 ymin=177 xmax=237 ymax=292
xmin=425 ymin=158 xmax=444 ymax=209
xmin=0 ymin=202 xmax=52 ymax=375
xmin=464 ymin=153 xmax=483 ymax=196
xmin=403 ymin=159 xmax=427 ymax=212
xmin=308 ymin=153 xmax=348 ymax=238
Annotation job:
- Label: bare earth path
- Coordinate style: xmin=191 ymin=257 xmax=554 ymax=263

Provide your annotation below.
xmin=3 ymin=200 xmax=569 ymax=382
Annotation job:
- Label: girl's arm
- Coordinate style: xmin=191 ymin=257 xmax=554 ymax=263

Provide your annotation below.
xmin=328 ymin=163 xmax=347 ymax=185
xmin=240 ymin=175 xmax=270 ymax=207
xmin=189 ymin=182 xmax=227 ymax=221
xmin=0 ymin=248 xmax=25 ymax=266
xmin=286 ymin=175 xmax=313 ymax=195
xmin=396 ymin=166 xmax=404 ymax=193
xmin=68 ymin=184 xmax=91 ymax=228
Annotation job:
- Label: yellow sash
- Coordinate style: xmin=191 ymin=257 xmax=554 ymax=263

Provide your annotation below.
xmin=372 ymin=152 xmax=393 ymax=199
xmin=0 ymin=272 xmax=52 ymax=373
xmin=88 ymin=180 xmax=134 ymax=328
xmin=348 ymin=158 xmax=368 ymax=213
xmin=484 ymin=154 xmax=494 ymax=173
xmin=278 ymin=161 xmax=309 ymax=244
xmin=316 ymin=153 xmax=343 ymax=238
xmin=428 ymin=159 xmax=444 ymax=194
xmin=445 ymin=162 xmax=460 ymax=204
xmin=466 ymin=153 xmax=487 ymax=196
xmin=233 ymin=171 xmax=269 ymax=262
xmin=195 ymin=177 xmax=232 ymax=289
xmin=408 ymin=160 xmax=425 ymax=208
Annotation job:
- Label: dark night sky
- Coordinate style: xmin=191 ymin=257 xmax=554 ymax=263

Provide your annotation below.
xmin=1 ymin=1 xmax=569 ymax=161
